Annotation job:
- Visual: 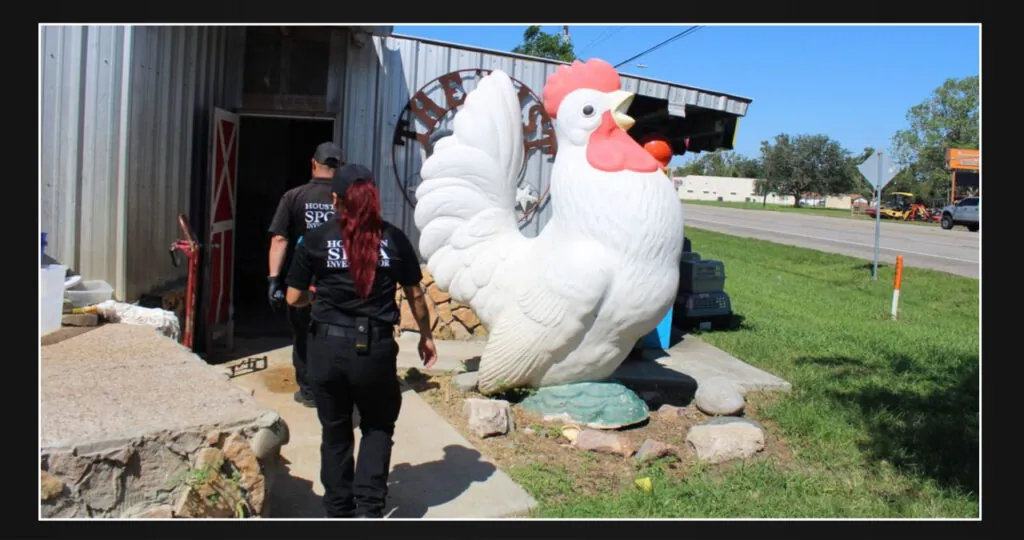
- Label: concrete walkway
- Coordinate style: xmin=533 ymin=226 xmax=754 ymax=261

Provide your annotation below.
xmin=226 ymin=342 xmax=537 ymax=518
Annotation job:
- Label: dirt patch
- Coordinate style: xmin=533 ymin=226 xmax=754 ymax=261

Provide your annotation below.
xmin=402 ymin=370 xmax=793 ymax=503
xmin=259 ymin=364 xmax=300 ymax=394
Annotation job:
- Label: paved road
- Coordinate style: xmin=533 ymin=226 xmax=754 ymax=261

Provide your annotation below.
xmin=683 ymin=204 xmax=979 ymax=278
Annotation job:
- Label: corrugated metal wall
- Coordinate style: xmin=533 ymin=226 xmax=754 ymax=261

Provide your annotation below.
xmin=341 ymin=35 xmax=562 ymax=251
xmin=40 ymin=25 xmax=242 ymax=301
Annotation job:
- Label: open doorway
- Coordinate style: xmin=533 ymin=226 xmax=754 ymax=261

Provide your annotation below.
xmin=233 ymin=115 xmax=335 ymax=341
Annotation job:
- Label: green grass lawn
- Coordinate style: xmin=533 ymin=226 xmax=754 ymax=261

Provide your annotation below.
xmin=509 ymin=227 xmax=979 ymax=518
xmin=684 ymin=199 xmax=940 ymax=227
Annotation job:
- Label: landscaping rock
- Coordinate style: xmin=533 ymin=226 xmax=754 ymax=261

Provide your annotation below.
xmin=694 ymin=376 xmax=746 ymax=416
xmin=222 ymin=434 xmax=266 ymax=515
xmin=685 ymin=423 xmax=764 ymax=464
xmin=704 ymin=416 xmax=763 ymax=430
xmin=193 ymin=447 xmax=225 ymax=471
xmin=573 ymin=429 xmax=636 ymax=457
xmin=40 ymin=470 xmax=64 ymax=501
xmin=635 ymin=439 xmax=677 ymax=463
xmin=657 ymin=404 xmax=685 ymax=418
xmin=518 ymin=382 xmax=649 ymax=430
xmin=453 ymin=372 xmax=479 ymax=393
xmin=463 ymin=398 xmax=515 ymax=438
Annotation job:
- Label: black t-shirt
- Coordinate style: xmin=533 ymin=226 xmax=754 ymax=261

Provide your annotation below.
xmin=285 ymin=216 xmax=423 ymax=326
xmin=268 ymin=178 xmax=335 ymax=273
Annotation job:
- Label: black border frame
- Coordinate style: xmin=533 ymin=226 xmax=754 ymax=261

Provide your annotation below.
xmin=23 ymin=2 xmax=1000 ymax=538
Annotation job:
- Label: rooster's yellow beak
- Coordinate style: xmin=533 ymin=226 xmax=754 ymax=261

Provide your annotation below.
xmin=609 ymin=90 xmax=635 ymax=131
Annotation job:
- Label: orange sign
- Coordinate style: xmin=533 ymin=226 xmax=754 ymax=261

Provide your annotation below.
xmin=946 ymin=148 xmax=979 ymax=171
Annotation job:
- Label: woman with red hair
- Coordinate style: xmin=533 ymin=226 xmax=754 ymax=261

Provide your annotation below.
xmin=286 ymin=163 xmax=438 ymax=518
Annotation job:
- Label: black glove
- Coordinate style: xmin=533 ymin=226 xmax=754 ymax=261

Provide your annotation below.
xmin=268 ymin=276 xmax=285 ymax=310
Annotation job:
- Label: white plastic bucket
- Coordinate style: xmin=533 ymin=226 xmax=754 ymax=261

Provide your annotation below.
xmin=40 ymin=264 xmax=67 ymax=336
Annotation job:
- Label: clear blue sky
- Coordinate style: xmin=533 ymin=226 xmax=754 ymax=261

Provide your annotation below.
xmin=393 ymin=25 xmax=980 ymax=166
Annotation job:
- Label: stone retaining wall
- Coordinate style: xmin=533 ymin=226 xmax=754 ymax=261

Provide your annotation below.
xmin=40 ymin=413 xmax=289 ymax=519
xmin=395 ymin=267 xmax=488 ymax=341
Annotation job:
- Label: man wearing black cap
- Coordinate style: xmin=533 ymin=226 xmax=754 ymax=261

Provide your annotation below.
xmin=267 ymin=141 xmax=343 ymax=407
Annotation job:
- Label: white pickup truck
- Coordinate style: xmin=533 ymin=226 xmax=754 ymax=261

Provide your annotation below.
xmin=939 ymin=196 xmax=979 ymax=232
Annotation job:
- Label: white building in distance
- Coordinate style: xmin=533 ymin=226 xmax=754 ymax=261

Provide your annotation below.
xmin=674 ymin=175 xmax=860 ymax=209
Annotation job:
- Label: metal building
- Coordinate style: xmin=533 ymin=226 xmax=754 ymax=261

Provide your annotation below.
xmin=39 ymin=25 xmax=752 ymax=353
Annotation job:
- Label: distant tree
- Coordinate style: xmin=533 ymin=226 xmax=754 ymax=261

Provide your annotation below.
xmin=512 ymin=26 xmax=576 ymax=62
xmin=671 ymin=151 xmax=763 ymax=178
xmin=760 ymin=134 xmax=855 ymax=207
xmin=891 ymin=76 xmax=979 ymax=202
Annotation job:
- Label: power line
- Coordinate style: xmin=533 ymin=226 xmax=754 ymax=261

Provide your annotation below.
xmin=613 ymin=26 xmax=704 ymax=69
xmin=577 ymin=27 xmax=625 ymax=57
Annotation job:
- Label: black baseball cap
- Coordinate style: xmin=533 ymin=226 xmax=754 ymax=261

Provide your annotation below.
xmin=313 ymin=142 xmax=343 ymax=167
xmin=332 ymin=163 xmax=375 ymax=199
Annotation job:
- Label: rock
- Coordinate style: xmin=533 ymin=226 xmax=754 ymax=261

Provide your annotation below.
xmin=62 ymin=313 xmax=98 ymax=326
xmin=172 ymin=475 xmax=243 ymax=518
xmin=450 ymin=321 xmax=474 ymax=340
xmin=254 ymin=412 xmax=282 ymax=429
xmin=40 ymin=470 xmax=64 ymax=501
xmin=250 ymin=423 xmax=289 ymax=461
xmin=463 ymin=398 xmax=515 ymax=438
xmin=704 ymin=416 xmax=763 ymax=430
xmin=78 ymin=460 xmax=124 ymax=511
xmin=694 ymin=376 xmax=746 ymax=416
xmin=222 ymin=434 xmax=266 ymax=514
xmin=635 ymin=439 xmax=677 ymax=463
xmin=518 ymin=382 xmax=649 ymax=430
xmin=427 ymin=283 xmax=451 ymax=304
xmin=573 ymin=429 xmax=636 ymax=457
xmin=523 ymin=427 xmax=537 ymax=435
xmin=169 ymin=432 xmax=205 ymax=456
xmin=685 ymin=423 xmax=765 ymax=464
xmin=123 ymin=440 xmax=189 ymax=497
xmin=205 ymin=430 xmax=222 ymax=446
xmin=135 ymin=505 xmax=173 ymax=518
xmin=433 ymin=324 xmax=455 ymax=340
xmin=435 ymin=300 xmax=454 ymax=324
xmin=193 ymin=447 xmax=225 ymax=471
xmin=399 ymin=299 xmax=417 ymax=332
xmin=452 ymin=372 xmax=479 ymax=393
xmin=639 ymin=391 xmax=663 ymax=409
xmin=452 ymin=305 xmax=481 ymax=329
xmin=472 ymin=325 xmax=489 ymax=338
xmin=426 ymin=299 xmax=439 ymax=330
xmin=657 ymin=404 xmax=684 ymax=417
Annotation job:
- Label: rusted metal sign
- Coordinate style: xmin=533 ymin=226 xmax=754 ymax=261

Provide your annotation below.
xmin=391 ymin=69 xmax=556 ymax=223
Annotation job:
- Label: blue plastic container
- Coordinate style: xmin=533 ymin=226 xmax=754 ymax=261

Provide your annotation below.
xmin=41 ymin=232 xmax=48 ymax=263
xmin=640 ymin=307 xmax=673 ymax=350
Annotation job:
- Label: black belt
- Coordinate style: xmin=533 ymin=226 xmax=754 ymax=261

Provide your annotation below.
xmin=310 ymin=321 xmax=392 ymax=341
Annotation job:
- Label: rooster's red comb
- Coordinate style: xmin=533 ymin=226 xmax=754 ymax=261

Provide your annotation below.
xmin=542 ymin=58 xmax=622 ymax=119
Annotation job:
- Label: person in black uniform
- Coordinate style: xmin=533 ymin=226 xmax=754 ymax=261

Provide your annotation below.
xmin=285 ymin=163 xmax=438 ymax=519
xmin=267 ymin=141 xmax=343 ymax=408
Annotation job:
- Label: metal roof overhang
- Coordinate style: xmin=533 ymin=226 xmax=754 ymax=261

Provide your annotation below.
xmin=391 ymin=33 xmax=753 ymax=155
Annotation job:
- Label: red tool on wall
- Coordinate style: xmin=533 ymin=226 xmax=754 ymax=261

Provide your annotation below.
xmin=169 ymin=214 xmax=200 ymax=350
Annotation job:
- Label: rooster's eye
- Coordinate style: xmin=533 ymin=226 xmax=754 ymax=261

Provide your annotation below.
xmin=582 ymin=105 xmax=595 ymax=117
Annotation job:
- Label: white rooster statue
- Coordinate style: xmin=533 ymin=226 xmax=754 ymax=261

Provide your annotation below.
xmin=414 ymin=59 xmax=684 ymax=422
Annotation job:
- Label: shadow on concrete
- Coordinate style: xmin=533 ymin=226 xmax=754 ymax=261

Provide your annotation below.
xmin=268 ymin=456 xmax=323 ymax=518
xmin=796 ymin=353 xmax=979 ymax=494
xmin=386 ymin=445 xmax=496 ymax=518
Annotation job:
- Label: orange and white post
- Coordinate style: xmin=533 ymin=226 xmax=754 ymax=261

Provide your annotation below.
xmin=891 ymin=255 xmax=904 ymax=320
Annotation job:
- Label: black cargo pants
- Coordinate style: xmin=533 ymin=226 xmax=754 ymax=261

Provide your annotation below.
xmin=306 ymin=321 xmax=402 ymax=518
xmin=286 ymin=305 xmax=313 ymax=399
